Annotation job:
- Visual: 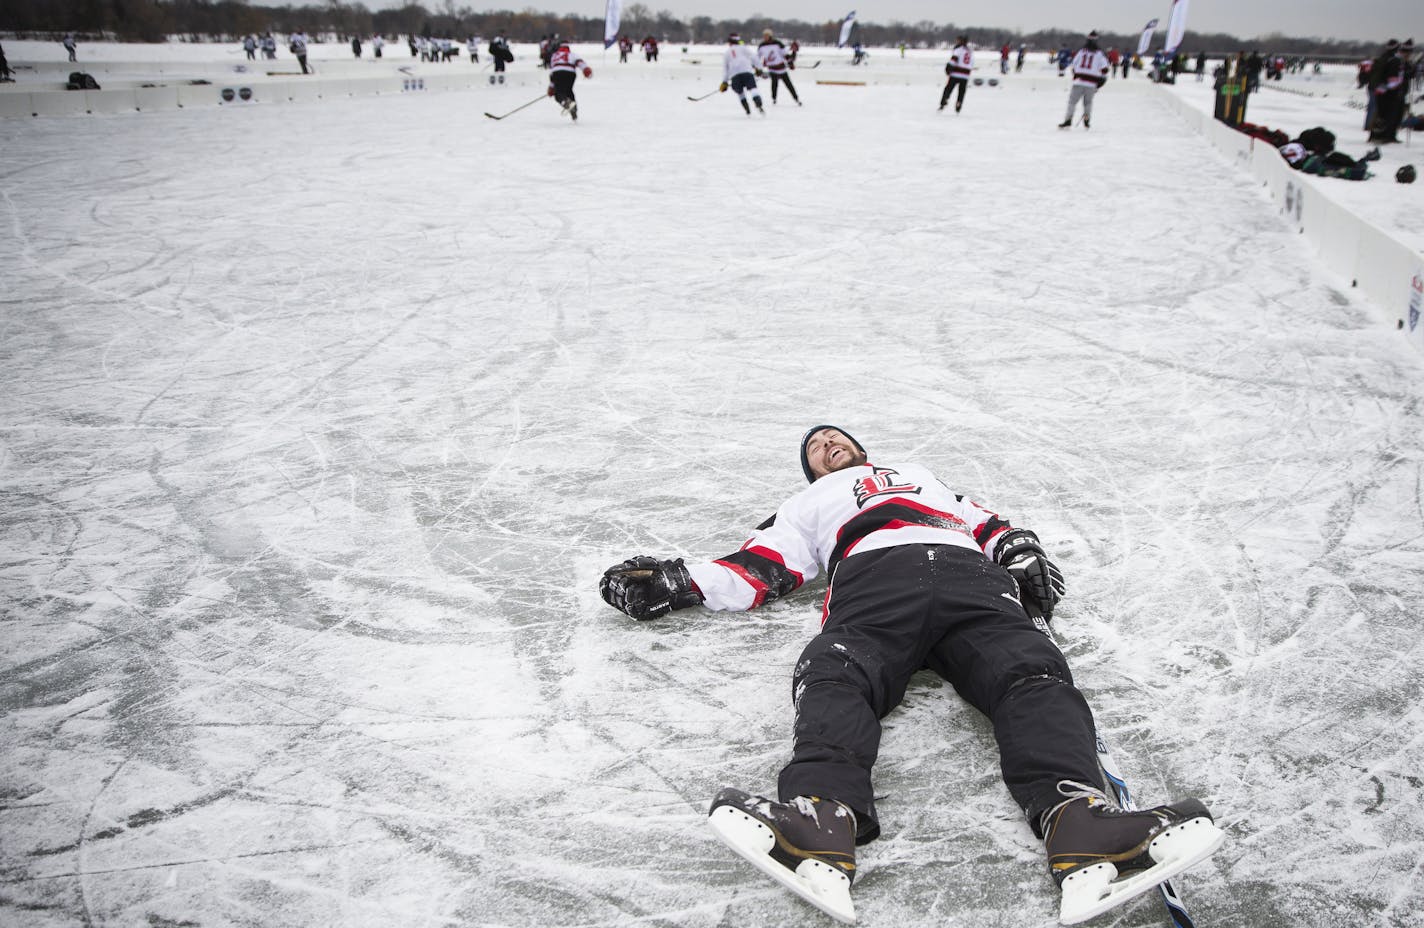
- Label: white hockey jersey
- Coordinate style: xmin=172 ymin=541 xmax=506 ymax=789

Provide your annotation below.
xmin=1071 ymin=48 xmax=1110 ymax=86
xmin=724 ymin=44 xmax=760 ymax=81
xmin=550 ymin=46 xmax=587 ymax=73
xmin=685 ymin=462 xmax=1018 ymax=614
xmin=758 ymin=39 xmax=790 ymax=73
xmin=947 ymin=44 xmax=974 ymax=78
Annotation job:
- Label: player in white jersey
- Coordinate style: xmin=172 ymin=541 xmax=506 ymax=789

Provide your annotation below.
xmin=547 ymin=40 xmax=592 ymax=120
xmin=600 ymin=425 xmax=1225 ymax=924
xmin=757 ymin=29 xmax=801 ymax=105
xmin=720 ymin=33 xmax=766 ymax=116
xmin=1059 ymin=31 xmax=1111 ymax=128
xmin=939 ymin=34 xmax=974 ymax=112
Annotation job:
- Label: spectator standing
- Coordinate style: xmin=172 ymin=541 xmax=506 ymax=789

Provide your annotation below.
xmin=1000 ymin=42 xmax=1010 ymax=74
xmin=488 ymin=33 xmax=512 ymax=77
xmin=1059 ymin=31 xmax=1109 ymax=128
xmin=372 ymin=35 xmax=384 ymax=58
xmin=1016 ymin=44 xmax=1026 ymax=72
xmin=0 ymin=42 xmax=12 ymax=82
xmin=1196 ymin=51 xmax=1206 ymax=81
xmin=758 ymin=28 xmax=801 ymax=106
xmin=940 ymin=35 xmax=974 ymax=112
xmin=352 ymin=36 xmax=362 ymax=58
xmin=1246 ymin=50 xmax=1263 ymax=91
xmin=1369 ymin=39 xmax=1411 ymax=143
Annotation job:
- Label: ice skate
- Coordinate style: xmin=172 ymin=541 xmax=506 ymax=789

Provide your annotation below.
xmin=708 ymin=788 xmax=857 ymax=924
xmin=1042 ymin=781 xmax=1225 ymax=925
xmin=1058 ymin=119 xmax=1073 ymax=128
xmin=1083 ymin=117 xmax=1090 ymax=129
xmin=569 ymin=102 xmax=578 ymax=121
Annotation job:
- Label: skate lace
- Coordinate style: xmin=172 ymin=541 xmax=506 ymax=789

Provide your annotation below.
xmin=1040 ymin=780 xmax=1112 ymax=833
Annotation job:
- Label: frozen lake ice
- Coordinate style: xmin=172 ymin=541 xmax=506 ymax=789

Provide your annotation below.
xmin=2 ymin=44 xmax=1423 ymax=928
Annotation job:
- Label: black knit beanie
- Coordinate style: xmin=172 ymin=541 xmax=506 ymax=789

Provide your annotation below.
xmin=800 ymin=424 xmax=866 ymax=483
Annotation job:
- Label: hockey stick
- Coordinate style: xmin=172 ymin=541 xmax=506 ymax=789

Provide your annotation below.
xmin=1025 ymin=605 xmax=1198 ymax=928
xmin=484 ymin=93 xmax=548 ymax=120
xmin=1095 ymin=736 xmax=1197 ymax=928
xmin=686 ymin=89 xmax=719 ymax=101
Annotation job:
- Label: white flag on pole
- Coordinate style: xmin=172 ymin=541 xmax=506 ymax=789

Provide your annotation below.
xmin=604 ymin=0 xmax=621 ymax=48
xmin=1135 ymin=18 xmax=1158 ymax=57
xmin=1164 ymin=0 xmax=1190 ymax=54
xmin=838 ymin=10 xmax=856 ymax=48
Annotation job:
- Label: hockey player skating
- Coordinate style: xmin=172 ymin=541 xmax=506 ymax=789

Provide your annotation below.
xmin=289 ymin=31 xmax=310 ymax=74
xmin=547 ymin=40 xmax=591 ymax=121
xmin=1060 ymin=31 xmax=1110 ymax=128
xmin=940 ymin=34 xmax=974 ymax=111
xmin=758 ymin=29 xmax=801 ymax=105
xmin=599 ymin=426 xmax=1226 ymax=925
xmin=720 ymin=34 xmax=766 ymax=116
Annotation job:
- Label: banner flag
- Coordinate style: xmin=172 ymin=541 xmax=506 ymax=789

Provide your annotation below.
xmin=604 ymin=0 xmax=621 ymax=48
xmin=1135 ymin=18 xmax=1158 ymax=57
xmin=1164 ymin=0 xmax=1190 ymax=54
xmin=837 ymin=11 xmax=856 ymax=48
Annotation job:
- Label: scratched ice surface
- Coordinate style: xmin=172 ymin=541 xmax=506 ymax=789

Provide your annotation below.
xmin=2 ymin=46 xmax=1422 ymax=928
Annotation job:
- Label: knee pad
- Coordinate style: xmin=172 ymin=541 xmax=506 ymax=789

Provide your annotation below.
xmin=792 ymin=637 xmax=896 ymax=714
xmin=997 ymin=662 xmax=1076 ymax=710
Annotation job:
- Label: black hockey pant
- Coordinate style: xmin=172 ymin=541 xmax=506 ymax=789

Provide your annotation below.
xmin=776 ymin=544 xmax=1104 ymax=844
xmin=729 ymin=71 xmax=761 ymax=113
xmin=941 ymin=76 xmax=968 ymax=109
xmin=770 ymin=71 xmax=799 ymax=102
xmin=551 ymin=71 xmax=577 ymax=104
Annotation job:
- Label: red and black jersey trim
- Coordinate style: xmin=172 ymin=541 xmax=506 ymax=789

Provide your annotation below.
xmin=827 ymin=499 xmax=972 ymax=571
xmin=713 ymin=545 xmax=804 ymax=608
xmin=973 ymin=514 xmax=1012 ymax=551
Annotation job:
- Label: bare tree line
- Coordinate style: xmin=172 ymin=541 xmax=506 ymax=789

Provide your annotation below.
xmin=1 ymin=0 xmax=1386 ymax=59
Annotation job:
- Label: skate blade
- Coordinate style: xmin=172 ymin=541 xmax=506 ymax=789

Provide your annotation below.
xmin=1058 ymin=816 xmax=1225 ymax=925
xmin=708 ymin=805 xmax=856 ymax=924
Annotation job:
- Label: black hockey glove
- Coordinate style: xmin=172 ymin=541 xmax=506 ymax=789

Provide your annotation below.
xmin=599 ymin=556 xmax=703 ymax=621
xmin=995 ymin=528 xmax=1066 ymax=620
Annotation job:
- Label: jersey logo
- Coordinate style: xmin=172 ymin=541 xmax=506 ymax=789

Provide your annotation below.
xmin=852 ymin=467 xmax=922 ymax=507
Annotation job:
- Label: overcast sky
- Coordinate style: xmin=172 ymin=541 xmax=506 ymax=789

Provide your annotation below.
xmin=459 ymin=0 xmax=1414 ymax=44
